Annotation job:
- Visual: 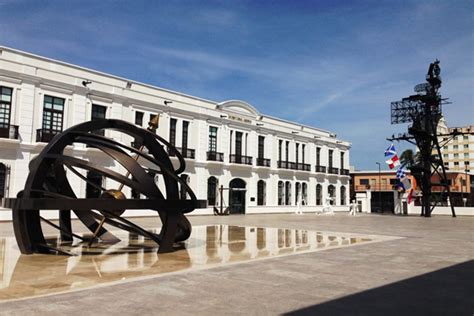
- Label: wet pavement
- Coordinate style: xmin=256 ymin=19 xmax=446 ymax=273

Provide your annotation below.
xmin=0 ymin=213 xmax=472 ymax=315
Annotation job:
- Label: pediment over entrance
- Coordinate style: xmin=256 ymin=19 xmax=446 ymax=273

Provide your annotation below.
xmin=217 ymin=100 xmax=260 ymax=118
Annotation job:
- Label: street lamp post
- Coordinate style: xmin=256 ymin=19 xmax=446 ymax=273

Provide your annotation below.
xmin=376 ymin=162 xmax=382 ymax=212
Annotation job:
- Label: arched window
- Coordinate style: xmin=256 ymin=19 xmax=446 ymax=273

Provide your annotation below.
xmin=278 ymin=181 xmax=284 ymax=205
xmin=295 ymin=182 xmax=301 ymax=205
xmin=316 ymin=184 xmax=322 ymax=205
xmin=340 ymin=186 xmax=347 ymax=205
xmin=207 ymin=176 xmax=218 ymax=206
xmin=328 ymin=185 xmax=335 ymax=205
xmin=180 ymin=174 xmax=189 ymax=200
xmin=285 ymin=181 xmax=291 ymax=206
xmin=302 ymin=183 xmax=308 ymax=205
xmin=257 ymin=180 xmax=266 ymax=205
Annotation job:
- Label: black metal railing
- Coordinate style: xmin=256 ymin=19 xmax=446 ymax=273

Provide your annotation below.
xmin=256 ymin=157 xmax=271 ymax=167
xmin=168 ymin=147 xmax=195 ymax=159
xmin=207 ymin=151 xmax=224 ymax=162
xmin=277 ymin=161 xmax=310 ymax=171
xmin=36 ymin=129 xmax=60 ymax=143
xmin=277 ymin=160 xmax=294 ymax=169
xmin=328 ymin=167 xmax=339 ymax=175
xmin=230 ymin=154 xmax=252 ymax=165
xmin=295 ymin=163 xmax=311 ymax=171
xmin=340 ymin=169 xmax=350 ymax=176
xmin=315 ymin=165 xmax=326 ymax=173
xmin=0 ymin=125 xmax=19 ymax=140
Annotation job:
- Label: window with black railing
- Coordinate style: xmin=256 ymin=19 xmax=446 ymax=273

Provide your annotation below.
xmin=207 ymin=151 xmax=224 ymax=162
xmin=340 ymin=169 xmax=350 ymax=175
xmin=0 ymin=86 xmax=17 ymax=139
xmin=167 ymin=146 xmax=195 ymax=159
xmin=38 ymin=95 xmax=65 ymax=142
xmin=256 ymin=157 xmax=271 ymax=167
xmin=315 ymin=165 xmax=326 ymax=173
xmin=277 ymin=160 xmax=310 ymax=171
xmin=230 ymin=154 xmax=252 ymax=165
xmin=328 ymin=167 xmax=339 ymax=174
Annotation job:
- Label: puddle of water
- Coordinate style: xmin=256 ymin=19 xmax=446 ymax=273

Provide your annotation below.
xmin=0 ymin=225 xmax=391 ymax=301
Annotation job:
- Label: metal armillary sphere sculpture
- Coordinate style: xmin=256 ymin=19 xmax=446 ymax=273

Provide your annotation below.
xmin=4 ymin=116 xmax=206 ymax=255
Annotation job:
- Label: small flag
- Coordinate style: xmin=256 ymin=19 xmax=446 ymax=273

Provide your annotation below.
xmin=384 ymin=144 xmax=397 ymax=157
xmin=396 ymin=165 xmax=407 ymax=179
xmin=385 ymin=156 xmax=400 ymax=169
xmin=384 ymin=143 xmax=400 ymax=169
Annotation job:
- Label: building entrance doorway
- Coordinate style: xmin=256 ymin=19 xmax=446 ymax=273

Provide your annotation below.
xmin=229 ymin=178 xmax=246 ymax=214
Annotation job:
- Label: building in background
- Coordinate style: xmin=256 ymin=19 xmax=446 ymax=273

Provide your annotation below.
xmin=0 ymin=46 xmax=351 ymax=220
xmin=351 ymin=169 xmax=473 ymax=213
xmin=437 ymin=117 xmax=473 ymax=173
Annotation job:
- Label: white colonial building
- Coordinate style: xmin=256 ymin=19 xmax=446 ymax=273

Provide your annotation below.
xmin=0 ymin=46 xmax=351 ymax=220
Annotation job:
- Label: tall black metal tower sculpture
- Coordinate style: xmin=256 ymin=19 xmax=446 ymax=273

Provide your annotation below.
xmin=388 ymin=60 xmax=466 ymax=217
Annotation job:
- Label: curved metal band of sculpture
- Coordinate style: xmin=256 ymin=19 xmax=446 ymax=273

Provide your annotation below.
xmin=4 ymin=119 xmax=207 ymax=255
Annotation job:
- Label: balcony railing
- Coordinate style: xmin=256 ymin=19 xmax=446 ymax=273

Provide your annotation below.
xmin=277 ymin=160 xmax=294 ymax=170
xmin=256 ymin=157 xmax=271 ymax=167
xmin=295 ymin=163 xmax=311 ymax=171
xmin=355 ymin=184 xmax=397 ymax=191
xmin=0 ymin=125 xmax=19 ymax=140
xmin=36 ymin=129 xmax=60 ymax=143
xmin=340 ymin=169 xmax=350 ymax=176
xmin=230 ymin=154 xmax=252 ymax=165
xmin=328 ymin=167 xmax=339 ymax=175
xmin=277 ymin=161 xmax=310 ymax=171
xmin=315 ymin=165 xmax=326 ymax=173
xmin=168 ymin=147 xmax=196 ymax=159
xmin=207 ymin=151 xmax=224 ymax=162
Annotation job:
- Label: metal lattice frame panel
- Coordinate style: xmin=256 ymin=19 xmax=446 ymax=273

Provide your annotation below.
xmin=3 ymin=119 xmax=206 ymax=255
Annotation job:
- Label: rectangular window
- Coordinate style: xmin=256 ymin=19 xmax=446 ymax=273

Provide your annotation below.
xmin=329 ymin=149 xmax=333 ymax=168
xmin=169 ymin=118 xmax=177 ymax=146
xmin=0 ymin=86 xmax=13 ymax=137
xmin=258 ymin=136 xmax=265 ymax=158
xmin=295 ymin=143 xmax=299 ymax=163
xmin=285 ymin=141 xmax=289 ymax=162
xmin=464 ymin=144 xmax=469 ymax=149
xmin=340 ymin=152 xmax=345 ymax=170
xmin=463 ymin=136 xmax=469 ymax=140
xmin=208 ymin=126 xmax=217 ymax=152
xmin=454 ymin=162 xmax=459 ymax=166
xmin=302 ymin=144 xmax=306 ymax=164
xmin=390 ymin=179 xmax=398 ymax=185
xmin=135 ymin=111 xmax=144 ymax=126
xmin=278 ymin=140 xmax=283 ymax=161
xmin=42 ymin=95 xmax=65 ymax=136
xmin=443 ymin=154 xmax=448 ymax=158
xmin=465 ymin=161 xmax=470 ymax=165
xmin=454 ymin=153 xmax=459 ymax=158
xmin=182 ymin=120 xmax=189 ymax=149
xmin=235 ymin=132 xmax=243 ymax=156
xmin=91 ymin=104 xmax=106 ymax=136
xmin=453 ymin=145 xmax=458 ymax=149
xmin=464 ymin=153 xmax=469 ymax=158
xmin=360 ymin=179 xmax=369 ymax=185
xmin=316 ymin=147 xmax=321 ymax=165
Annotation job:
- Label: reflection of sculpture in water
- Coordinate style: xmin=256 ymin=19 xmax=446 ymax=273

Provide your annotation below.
xmin=0 ymin=234 xmax=192 ymax=300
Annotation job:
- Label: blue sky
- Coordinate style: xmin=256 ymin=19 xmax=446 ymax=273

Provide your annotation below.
xmin=0 ymin=0 xmax=472 ymax=170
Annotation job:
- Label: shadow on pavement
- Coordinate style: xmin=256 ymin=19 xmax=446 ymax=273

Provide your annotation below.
xmin=286 ymin=260 xmax=473 ymax=316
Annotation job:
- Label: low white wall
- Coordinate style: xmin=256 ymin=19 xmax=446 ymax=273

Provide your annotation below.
xmin=409 ymin=206 xmax=474 ymax=216
xmin=0 ymin=205 xmax=354 ymax=221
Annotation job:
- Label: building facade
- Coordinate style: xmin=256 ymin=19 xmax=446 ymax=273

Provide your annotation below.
xmin=0 ymin=46 xmax=351 ymax=220
xmin=437 ymin=117 xmax=473 ymax=173
xmin=351 ymin=169 xmax=473 ymax=212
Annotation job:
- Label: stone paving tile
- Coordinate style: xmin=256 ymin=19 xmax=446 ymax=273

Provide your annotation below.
xmin=0 ymin=214 xmax=472 ymax=315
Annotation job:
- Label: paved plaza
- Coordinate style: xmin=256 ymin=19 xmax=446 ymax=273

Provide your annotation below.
xmin=0 ymin=213 xmax=472 ymax=315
